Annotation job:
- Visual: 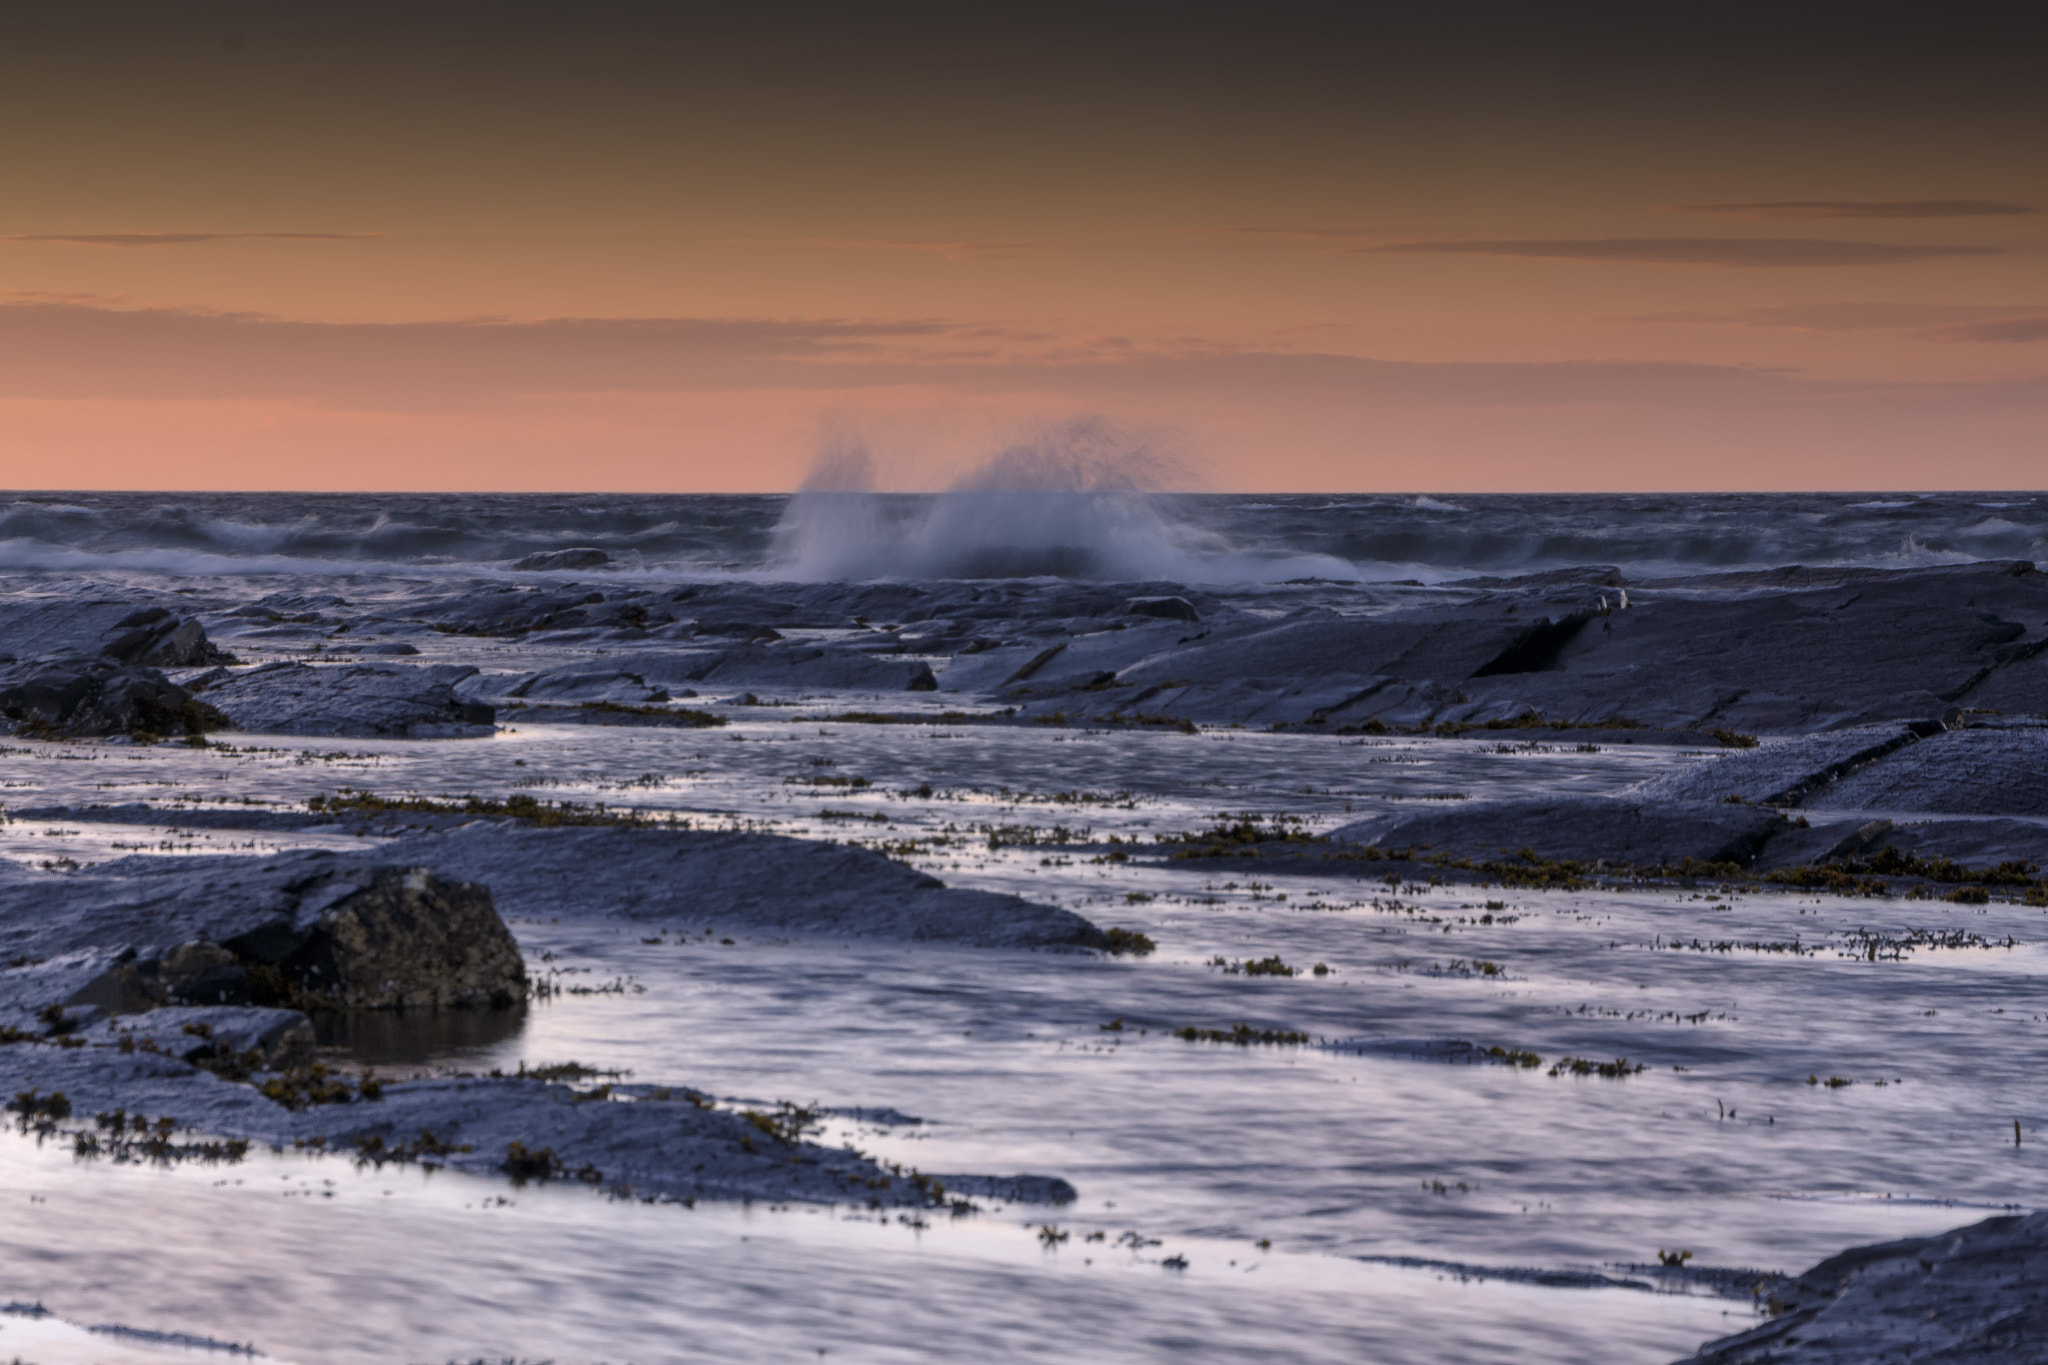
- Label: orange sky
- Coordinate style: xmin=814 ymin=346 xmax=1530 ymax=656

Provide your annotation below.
xmin=2 ymin=4 xmax=2044 ymax=491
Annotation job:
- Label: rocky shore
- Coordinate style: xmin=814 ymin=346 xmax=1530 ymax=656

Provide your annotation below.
xmin=5 ymin=556 xmax=2046 ymax=1336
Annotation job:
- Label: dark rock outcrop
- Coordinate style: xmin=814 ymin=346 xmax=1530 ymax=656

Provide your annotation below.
xmin=0 ymin=599 xmax=233 ymax=738
xmin=233 ymin=865 xmax=527 ymax=1011
xmin=202 ymin=661 xmax=496 ymax=737
xmin=0 ymin=600 xmax=229 ymax=667
xmin=0 ymin=655 xmax=226 ymax=738
xmin=1673 ymin=1212 xmax=2048 ymax=1364
xmin=1 ymin=854 xmax=527 ymax=1025
xmin=62 ymin=865 xmax=526 ymax=1015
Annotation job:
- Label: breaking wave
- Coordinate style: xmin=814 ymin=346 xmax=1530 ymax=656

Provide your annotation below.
xmin=769 ymin=421 xmax=1356 ymax=583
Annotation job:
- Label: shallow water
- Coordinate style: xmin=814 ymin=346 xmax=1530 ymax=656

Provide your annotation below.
xmin=1 ymin=1130 xmax=1747 ymax=1365
xmin=4 ymin=713 xmax=2045 ymax=1362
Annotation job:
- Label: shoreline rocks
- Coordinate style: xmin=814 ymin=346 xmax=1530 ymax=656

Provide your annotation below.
xmin=1674 ymin=1211 xmax=2048 ymax=1363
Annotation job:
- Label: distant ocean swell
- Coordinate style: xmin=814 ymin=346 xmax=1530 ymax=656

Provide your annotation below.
xmin=0 ymin=491 xmax=2042 ymax=584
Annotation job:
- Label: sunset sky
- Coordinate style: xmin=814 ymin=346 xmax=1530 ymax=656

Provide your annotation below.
xmin=3 ymin=2 xmax=2044 ymax=492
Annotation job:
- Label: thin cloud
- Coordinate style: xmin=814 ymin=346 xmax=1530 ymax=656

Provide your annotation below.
xmin=1918 ymin=315 xmax=2048 ymax=344
xmin=1352 ymin=237 xmax=2001 ymax=267
xmin=1220 ymin=225 xmax=1381 ymax=241
xmin=0 ymin=231 xmax=384 ymax=247
xmin=732 ymin=237 xmax=1053 ymax=261
xmin=7 ymin=298 xmax=2044 ymax=415
xmin=1615 ymin=302 xmax=2044 ymax=331
xmin=1673 ymin=199 xmax=2034 ymax=219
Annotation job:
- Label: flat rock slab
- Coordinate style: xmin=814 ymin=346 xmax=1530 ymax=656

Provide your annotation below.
xmin=372 ymin=822 xmax=1110 ymax=949
xmin=75 ymin=1004 xmax=316 ymax=1068
xmin=200 ymin=661 xmax=496 ymax=737
xmin=1330 ymin=797 xmax=1791 ymax=868
xmin=1807 ymin=727 xmax=2048 ymax=816
xmin=1633 ymin=726 xmax=1924 ymax=806
xmin=0 ymin=1039 xmax=1074 ymax=1208
xmin=0 ymin=819 xmax=1109 ymax=1025
xmin=1673 ymin=1211 xmax=2048 ymax=1363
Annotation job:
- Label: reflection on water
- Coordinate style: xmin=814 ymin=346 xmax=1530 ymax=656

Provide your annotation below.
xmin=313 ymin=1004 xmax=528 ymax=1067
xmin=1 ymin=717 xmax=2040 ymax=1361
xmin=0 ymin=1127 xmax=1743 ymax=1365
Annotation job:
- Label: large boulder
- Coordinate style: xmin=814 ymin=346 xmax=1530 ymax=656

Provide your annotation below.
xmin=237 ymin=865 xmax=528 ymax=1010
xmin=200 ymin=661 xmax=496 ymax=737
xmin=1 ymin=854 xmax=527 ymax=1025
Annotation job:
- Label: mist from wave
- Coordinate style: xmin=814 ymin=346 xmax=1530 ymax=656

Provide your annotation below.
xmin=768 ymin=422 xmax=1357 ymax=583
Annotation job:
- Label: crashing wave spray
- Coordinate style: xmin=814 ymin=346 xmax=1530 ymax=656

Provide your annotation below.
xmin=772 ymin=419 xmax=1347 ymax=582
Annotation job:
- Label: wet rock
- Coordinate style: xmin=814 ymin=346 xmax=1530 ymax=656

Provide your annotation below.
xmin=79 ymin=1005 xmax=316 ymax=1069
xmin=505 ymin=666 xmax=674 ymax=705
xmin=687 ymin=641 xmax=951 ymax=693
xmin=1632 ymin=725 xmax=1924 ymax=806
xmin=0 ymin=1043 xmax=1076 ymax=1207
xmin=1805 ymin=726 xmax=2048 ymax=816
xmin=246 ymin=865 xmax=527 ymax=1010
xmin=512 ymin=547 xmax=612 ymax=571
xmin=1 ymin=854 xmax=526 ymax=1023
xmin=1673 ymin=1211 xmax=2048 ymax=1363
xmin=202 ymin=661 xmax=496 ymax=737
xmin=1753 ymin=818 xmax=1896 ymax=870
xmin=1764 ymin=816 xmax=2048 ymax=871
xmin=0 ymin=656 xmax=226 ymax=739
xmin=1330 ymin=796 xmax=1792 ymax=868
xmin=371 ymin=822 xmax=1111 ymax=950
xmin=1125 ymin=595 xmax=1200 ymax=623
xmin=0 ymin=600 xmax=228 ymax=667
